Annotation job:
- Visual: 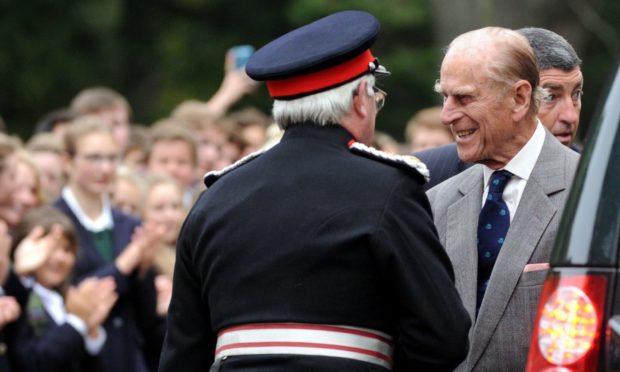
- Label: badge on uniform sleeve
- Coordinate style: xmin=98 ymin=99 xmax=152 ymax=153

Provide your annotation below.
xmin=348 ymin=140 xmax=430 ymax=183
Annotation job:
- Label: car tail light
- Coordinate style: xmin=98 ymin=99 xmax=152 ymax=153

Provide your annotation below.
xmin=526 ymin=274 xmax=608 ymax=371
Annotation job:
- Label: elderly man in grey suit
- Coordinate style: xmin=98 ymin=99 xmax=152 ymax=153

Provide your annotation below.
xmin=428 ymin=27 xmax=579 ymax=371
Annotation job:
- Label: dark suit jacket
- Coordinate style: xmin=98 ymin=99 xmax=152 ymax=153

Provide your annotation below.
xmin=159 ymin=124 xmax=471 ymax=372
xmin=54 ymin=198 xmax=164 ymax=372
xmin=415 ymin=143 xmax=470 ymax=190
xmin=0 ymin=271 xmax=32 ymax=372
xmin=8 ymin=290 xmax=103 ymax=372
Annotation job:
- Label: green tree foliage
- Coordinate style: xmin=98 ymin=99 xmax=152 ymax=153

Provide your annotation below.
xmin=1 ymin=0 xmax=618 ymax=142
xmin=287 ymin=0 xmax=440 ymax=138
xmin=575 ymin=0 xmax=620 ymax=140
xmin=0 ymin=0 xmax=436 ymax=141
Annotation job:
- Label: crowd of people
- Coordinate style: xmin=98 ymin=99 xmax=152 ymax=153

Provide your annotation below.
xmin=0 ymin=49 xmax=282 ymax=372
xmin=0 ymin=38 xmax=446 ymax=372
xmin=0 ymin=8 xmax=587 ymax=372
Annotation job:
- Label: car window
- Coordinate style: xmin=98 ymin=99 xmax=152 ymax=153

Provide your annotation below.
xmin=552 ymin=63 xmax=620 ymax=266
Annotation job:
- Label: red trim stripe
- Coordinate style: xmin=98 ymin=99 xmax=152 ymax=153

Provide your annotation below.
xmin=218 ymin=323 xmax=392 ymax=345
xmin=266 ymin=50 xmax=375 ymax=98
xmin=215 ymin=341 xmax=392 ymax=363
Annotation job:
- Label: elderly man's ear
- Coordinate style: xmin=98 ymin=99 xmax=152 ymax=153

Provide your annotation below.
xmin=352 ymin=80 xmax=370 ymax=118
xmin=511 ymin=80 xmax=533 ymax=122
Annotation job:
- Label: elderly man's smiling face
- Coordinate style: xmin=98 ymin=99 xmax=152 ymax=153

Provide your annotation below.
xmin=437 ymin=51 xmax=523 ymax=169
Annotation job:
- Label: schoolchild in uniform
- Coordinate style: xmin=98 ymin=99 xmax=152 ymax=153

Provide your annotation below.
xmin=54 ymin=117 xmax=164 ymax=372
xmin=9 ymin=206 xmax=117 ymax=372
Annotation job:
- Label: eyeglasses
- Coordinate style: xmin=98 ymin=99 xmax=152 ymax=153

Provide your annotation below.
xmin=76 ymin=153 xmax=120 ymax=166
xmin=373 ymin=86 xmax=387 ymax=112
xmin=353 ymin=85 xmax=387 ymax=112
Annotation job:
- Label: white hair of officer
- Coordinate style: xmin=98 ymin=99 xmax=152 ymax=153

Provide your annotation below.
xmin=272 ymin=74 xmax=376 ymax=130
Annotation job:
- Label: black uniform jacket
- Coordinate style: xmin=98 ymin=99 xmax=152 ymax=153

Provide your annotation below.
xmin=159 ymin=123 xmax=471 ymax=372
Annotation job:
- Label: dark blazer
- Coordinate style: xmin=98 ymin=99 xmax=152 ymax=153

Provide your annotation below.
xmin=4 ymin=271 xmax=30 ymax=308
xmin=54 ymin=198 xmax=163 ymax=372
xmin=159 ymin=124 xmax=471 ymax=372
xmin=0 ymin=271 xmax=32 ymax=372
xmin=8 ymin=290 xmax=103 ymax=372
xmin=427 ymin=131 xmax=580 ymax=371
xmin=415 ymin=143 xmax=471 ymax=190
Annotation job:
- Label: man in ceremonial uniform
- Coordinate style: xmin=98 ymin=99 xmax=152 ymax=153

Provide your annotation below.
xmin=159 ymin=10 xmax=470 ymax=372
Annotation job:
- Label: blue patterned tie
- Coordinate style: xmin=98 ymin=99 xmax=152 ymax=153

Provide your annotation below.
xmin=477 ymin=170 xmax=512 ymax=312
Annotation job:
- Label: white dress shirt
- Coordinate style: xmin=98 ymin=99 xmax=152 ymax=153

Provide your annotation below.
xmin=481 ymin=121 xmax=546 ymax=222
xmin=62 ymin=186 xmax=114 ymax=232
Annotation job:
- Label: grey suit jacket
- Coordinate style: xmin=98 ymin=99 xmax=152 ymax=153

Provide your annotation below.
xmin=427 ymin=131 xmax=579 ymax=372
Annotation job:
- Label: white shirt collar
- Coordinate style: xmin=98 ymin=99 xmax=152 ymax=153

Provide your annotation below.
xmin=482 ymin=120 xmax=545 ymax=185
xmin=62 ymin=186 xmax=114 ymax=232
xmin=32 ymin=282 xmax=66 ymax=326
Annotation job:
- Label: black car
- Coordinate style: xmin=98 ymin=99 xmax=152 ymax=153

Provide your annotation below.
xmin=526 ymin=62 xmax=620 ymax=371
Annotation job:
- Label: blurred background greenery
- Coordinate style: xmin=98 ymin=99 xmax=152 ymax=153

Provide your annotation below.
xmin=1 ymin=0 xmax=619 ymax=143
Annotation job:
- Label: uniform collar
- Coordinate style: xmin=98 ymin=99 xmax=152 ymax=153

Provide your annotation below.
xmin=281 ymin=123 xmax=355 ymax=148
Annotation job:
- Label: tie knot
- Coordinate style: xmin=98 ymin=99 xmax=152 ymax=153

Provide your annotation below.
xmin=489 ymin=170 xmax=512 ymax=194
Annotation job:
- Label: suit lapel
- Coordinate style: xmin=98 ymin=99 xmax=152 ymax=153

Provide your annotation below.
xmin=467 ymin=131 xmax=567 ymax=367
xmin=445 ymin=166 xmax=484 ymax=321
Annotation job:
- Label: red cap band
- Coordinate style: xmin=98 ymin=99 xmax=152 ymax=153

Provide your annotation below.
xmin=266 ymin=50 xmax=375 ymax=99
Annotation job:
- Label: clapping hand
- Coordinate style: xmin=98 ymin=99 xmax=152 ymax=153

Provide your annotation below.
xmin=115 ymin=222 xmax=165 ymax=277
xmin=0 ymin=296 xmax=20 ymax=328
xmin=65 ymin=276 xmax=118 ymax=337
xmin=155 ymin=274 xmax=172 ymax=316
xmin=135 ymin=221 xmax=166 ymax=277
xmin=0 ymin=221 xmax=12 ymax=285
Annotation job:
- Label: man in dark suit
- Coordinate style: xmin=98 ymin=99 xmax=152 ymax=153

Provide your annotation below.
xmin=415 ymin=142 xmax=470 ymax=190
xmin=428 ymin=27 xmax=579 ymax=371
xmin=159 ymin=10 xmax=470 ymax=372
xmin=417 ymin=27 xmax=583 ymax=190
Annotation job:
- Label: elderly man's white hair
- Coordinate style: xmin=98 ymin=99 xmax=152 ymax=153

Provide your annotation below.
xmin=272 ymin=74 xmax=376 ymax=130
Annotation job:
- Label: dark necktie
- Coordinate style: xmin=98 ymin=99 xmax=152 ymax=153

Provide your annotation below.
xmin=477 ymin=170 xmax=512 ymax=312
xmin=92 ymin=229 xmax=115 ymax=263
